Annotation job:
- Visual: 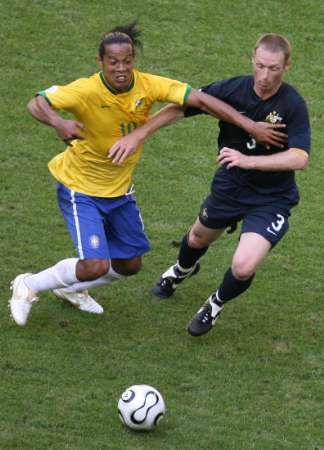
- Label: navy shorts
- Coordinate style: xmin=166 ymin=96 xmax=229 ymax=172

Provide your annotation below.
xmin=199 ymin=192 xmax=292 ymax=246
xmin=56 ymin=183 xmax=150 ymax=260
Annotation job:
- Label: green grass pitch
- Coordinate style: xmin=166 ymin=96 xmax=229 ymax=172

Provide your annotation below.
xmin=0 ymin=0 xmax=323 ymax=448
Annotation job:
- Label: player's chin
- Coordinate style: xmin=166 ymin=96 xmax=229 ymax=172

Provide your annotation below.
xmin=113 ymin=77 xmax=131 ymax=91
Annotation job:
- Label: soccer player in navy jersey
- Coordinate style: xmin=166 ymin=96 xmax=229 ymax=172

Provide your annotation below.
xmin=109 ymin=33 xmax=310 ymax=337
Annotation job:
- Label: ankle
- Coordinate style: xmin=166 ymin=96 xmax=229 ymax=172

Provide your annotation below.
xmin=211 ymin=291 xmax=223 ymax=306
xmin=176 ymin=261 xmax=197 ymax=274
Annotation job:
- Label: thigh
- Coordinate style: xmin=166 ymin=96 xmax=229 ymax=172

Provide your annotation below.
xmin=56 ymin=183 xmax=110 ymax=259
xmin=190 ymin=217 xmax=225 ymax=246
xmin=241 ymin=205 xmax=290 ymax=247
xmin=233 ymin=232 xmax=271 ymax=274
xmin=104 ymin=196 xmax=150 ymax=260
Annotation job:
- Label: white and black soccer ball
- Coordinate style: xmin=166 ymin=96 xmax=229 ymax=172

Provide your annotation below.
xmin=118 ymin=384 xmax=166 ymax=431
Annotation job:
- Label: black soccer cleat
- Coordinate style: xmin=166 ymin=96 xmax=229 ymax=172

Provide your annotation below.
xmin=152 ymin=262 xmax=200 ymax=299
xmin=187 ymin=293 xmax=223 ymax=336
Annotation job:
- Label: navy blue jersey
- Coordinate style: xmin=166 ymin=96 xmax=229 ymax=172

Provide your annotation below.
xmin=185 ymin=76 xmax=311 ymax=205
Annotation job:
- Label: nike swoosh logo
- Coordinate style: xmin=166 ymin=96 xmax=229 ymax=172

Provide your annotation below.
xmin=100 ymin=105 xmax=111 ymax=108
xmin=267 ymin=227 xmax=278 ymax=236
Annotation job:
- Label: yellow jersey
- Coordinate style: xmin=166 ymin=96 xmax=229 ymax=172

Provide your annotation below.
xmin=41 ymin=70 xmax=191 ymax=197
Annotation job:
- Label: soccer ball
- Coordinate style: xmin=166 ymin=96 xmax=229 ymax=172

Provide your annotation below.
xmin=118 ymin=384 xmax=166 ymax=430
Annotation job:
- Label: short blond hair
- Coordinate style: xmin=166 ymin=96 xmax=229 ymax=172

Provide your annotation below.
xmin=254 ymin=33 xmax=291 ymax=64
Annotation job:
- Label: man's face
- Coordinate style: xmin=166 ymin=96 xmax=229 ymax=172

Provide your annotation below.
xmin=252 ymin=46 xmax=289 ymax=98
xmin=100 ymin=43 xmax=134 ymax=92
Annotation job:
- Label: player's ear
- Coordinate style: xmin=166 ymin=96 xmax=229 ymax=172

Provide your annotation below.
xmin=97 ymin=55 xmax=103 ymax=67
xmin=285 ymin=58 xmax=291 ymax=72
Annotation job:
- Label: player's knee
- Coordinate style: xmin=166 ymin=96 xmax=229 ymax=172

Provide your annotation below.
xmin=232 ymin=258 xmax=255 ymax=281
xmin=188 ymin=230 xmax=209 ymax=248
xmin=111 ymin=257 xmax=142 ymax=276
xmin=77 ymin=259 xmax=109 ymax=281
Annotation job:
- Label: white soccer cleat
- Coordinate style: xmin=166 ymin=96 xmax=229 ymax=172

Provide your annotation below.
xmin=9 ymin=273 xmax=39 ymax=326
xmin=53 ymin=288 xmax=104 ymax=314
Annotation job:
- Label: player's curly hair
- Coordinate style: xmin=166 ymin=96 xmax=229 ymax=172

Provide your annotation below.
xmin=99 ymin=21 xmax=142 ymax=59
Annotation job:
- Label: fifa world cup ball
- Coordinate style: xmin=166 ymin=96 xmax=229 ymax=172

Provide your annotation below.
xmin=118 ymin=384 xmax=166 ymax=430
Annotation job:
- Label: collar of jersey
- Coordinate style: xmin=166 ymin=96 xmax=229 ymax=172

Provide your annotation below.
xmin=99 ymin=71 xmax=135 ymax=95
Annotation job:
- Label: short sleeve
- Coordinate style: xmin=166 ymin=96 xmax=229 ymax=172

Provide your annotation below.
xmin=38 ymin=79 xmax=88 ymax=115
xmin=286 ymin=99 xmax=311 ymax=153
xmin=143 ymin=73 xmax=191 ymax=106
xmin=184 ymin=81 xmax=224 ymax=117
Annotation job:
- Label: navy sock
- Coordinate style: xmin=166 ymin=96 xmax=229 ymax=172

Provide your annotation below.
xmin=178 ymin=233 xmax=208 ymax=269
xmin=217 ymin=268 xmax=255 ymax=304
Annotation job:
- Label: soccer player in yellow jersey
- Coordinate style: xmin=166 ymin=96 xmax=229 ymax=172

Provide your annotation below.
xmin=9 ymin=22 xmax=287 ymax=326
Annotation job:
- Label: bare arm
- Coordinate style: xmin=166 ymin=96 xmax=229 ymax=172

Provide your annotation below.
xmin=108 ymin=103 xmax=184 ymax=163
xmin=218 ymin=147 xmax=309 ymax=171
xmin=187 ymin=89 xmax=287 ymax=147
xmin=27 ymin=96 xmax=85 ymax=144
xmin=108 ymin=88 xmax=287 ymax=164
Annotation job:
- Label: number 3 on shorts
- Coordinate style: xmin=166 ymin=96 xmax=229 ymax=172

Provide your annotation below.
xmin=267 ymin=213 xmax=285 ymax=236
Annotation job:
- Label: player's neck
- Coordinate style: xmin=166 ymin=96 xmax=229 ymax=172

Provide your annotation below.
xmin=100 ymin=71 xmax=135 ymax=94
xmin=253 ymin=82 xmax=283 ymax=100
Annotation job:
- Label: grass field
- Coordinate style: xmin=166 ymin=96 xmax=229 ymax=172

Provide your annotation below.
xmin=1 ymin=0 xmax=324 ymax=449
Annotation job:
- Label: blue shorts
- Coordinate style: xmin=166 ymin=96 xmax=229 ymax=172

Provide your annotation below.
xmin=56 ymin=183 xmax=150 ymax=260
xmin=199 ymin=193 xmax=291 ymax=246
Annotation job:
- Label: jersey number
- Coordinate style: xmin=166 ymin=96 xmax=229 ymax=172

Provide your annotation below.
xmin=120 ymin=122 xmax=137 ymax=136
xmin=246 ymin=137 xmax=256 ymax=150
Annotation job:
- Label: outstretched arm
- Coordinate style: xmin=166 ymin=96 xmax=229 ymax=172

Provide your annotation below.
xmin=109 ymin=88 xmax=287 ymax=164
xmin=27 ymin=96 xmax=85 ymax=145
xmin=187 ymin=89 xmax=287 ymax=147
xmin=109 ymin=103 xmax=184 ymax=164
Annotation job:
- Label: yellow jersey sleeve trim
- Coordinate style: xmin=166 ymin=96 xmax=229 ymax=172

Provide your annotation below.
xmin=183 ymin=85 xmax=192 ymax=105
xmin=36 ymin=91 xmax=52 ymax=106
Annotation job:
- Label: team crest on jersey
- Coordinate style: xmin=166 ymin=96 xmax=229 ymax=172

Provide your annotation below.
xmin=265 ymin=111 xmax=283 ymax=124
xmin=135 ymin=97 xmax=145 ymax=108
xmin=90 ymin=235 xmax=100 ymax=249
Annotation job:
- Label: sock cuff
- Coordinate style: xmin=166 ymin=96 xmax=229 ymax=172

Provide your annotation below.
xmin=215 ymin=290 xmax=222 ymax=303
xmin=176 ymin=261 xmax=196 ymax=273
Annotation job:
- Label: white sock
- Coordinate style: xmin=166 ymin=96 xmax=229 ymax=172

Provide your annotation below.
xmin=60 ymin=265 xmax=124 ymax=293
xmin=24 ymin=258 xmax=78 ymax=293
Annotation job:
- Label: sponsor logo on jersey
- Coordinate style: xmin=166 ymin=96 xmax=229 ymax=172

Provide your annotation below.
xmin=100 ymin=104 xmax=111 ymax=108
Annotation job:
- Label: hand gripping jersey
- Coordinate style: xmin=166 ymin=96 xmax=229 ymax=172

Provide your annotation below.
xmin=185 ymin=75 xmax=311 ymax=205
xmin=40 ymin=70 xmax=191 ymax=197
